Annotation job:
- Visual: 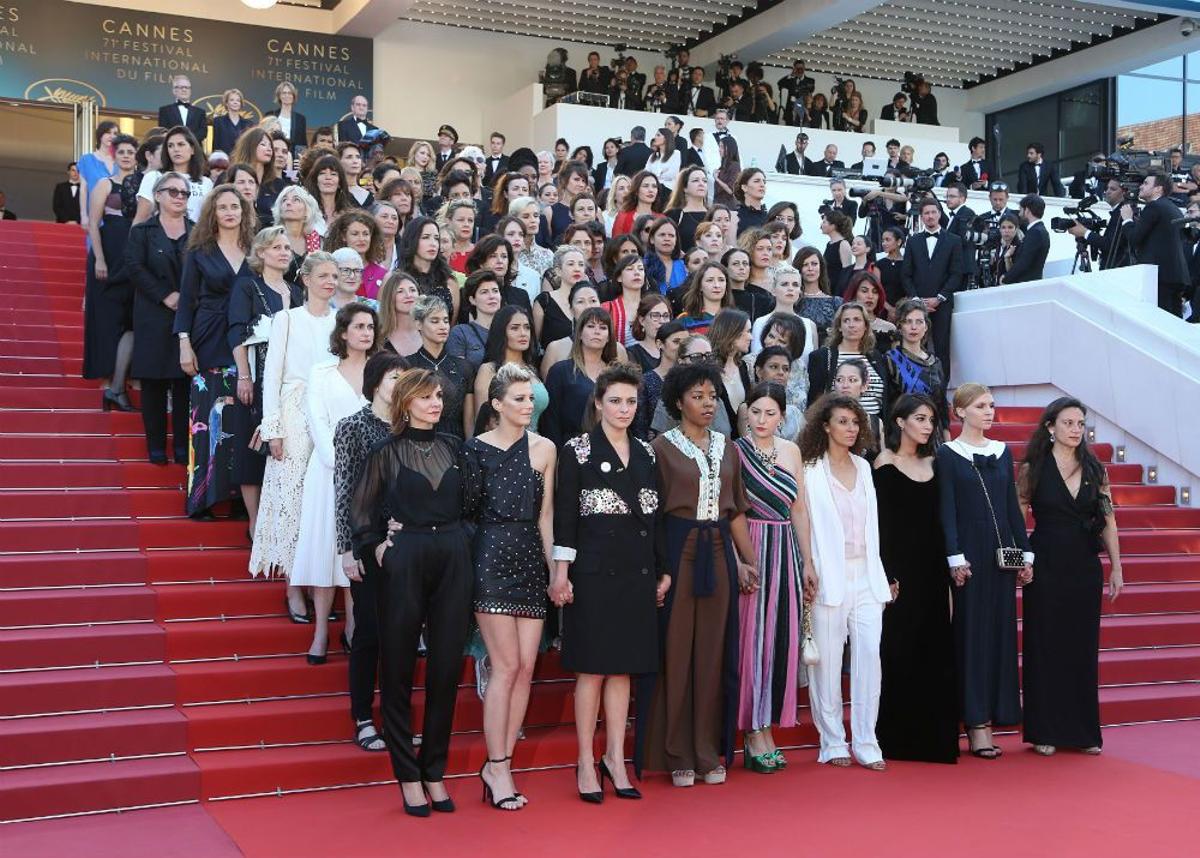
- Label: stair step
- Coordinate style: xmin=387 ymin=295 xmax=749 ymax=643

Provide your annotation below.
xmin=0 ymin=550 xmax=150 ymax=589
xmin=0 ymin=586 xmax=158 ymax=628
xmin=0 ymin=354 xmax=83 ymax=374
xmin=0 ymin=663 xmax=176 ymax=717
xmin=0 ymin=461 xmax=184 ymax=490
xmin=1096 ymin=645 xmax=1200 ymax=685
xmin=0 ymin=708 xmax=187 ymax=768
xmin=0 ymin=433 xmax=149 ymax=460
xmin=0 ymin=386 xmax=110 ymax=410
xmin=1093 ymin=613 xmax=1200 ymax=648
xmin=1110 ymin=485 xmax=1177 ymax=505
xmin=0 ymin=339 xmax=81 ymax=358
xmin=1112 ymin=507 xmax=1200 ymax=528
xmin=0 ymin=409 xmax=143 ymax=434
xmin=0 ymin=488 xmax=181 ymax=521
xmin=1115 ymin=530 xmax=1200 ymax=556
xmin=1097 ymin=681 xmax=1200 ymax=724
xmin=156 ymin=580 xmax=286 ymax=622
xmin=0 ymin=374 xmax=95 ymax=389
xmin=1108 ymin=555 xmax=1200 ymax=584
xmin=0 ymin=755 xmax=199 ymax=822
xmin=0 ymin=623 xmax=165 ymax=671
xmin=0 ymin=519 xmax=248 ymax=553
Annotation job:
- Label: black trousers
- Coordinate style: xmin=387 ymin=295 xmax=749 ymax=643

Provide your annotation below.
xmin=376 ymin=525 xmax=472 ymax=783
xmin=929 ymin=300 xmax=953 ymax=373
xmin=140 ymin=377 xmax=190 ymax=459
xmin=348 ymin=566 xmax=380 ymax=723
xmin=1159 ymin=280 xmax=1185 ymax=318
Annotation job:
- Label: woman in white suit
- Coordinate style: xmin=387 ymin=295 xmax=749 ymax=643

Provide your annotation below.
xmin=799 ymin=393 xmax=895 ymax=770
xmin=290 ymin=302 xmax=376 ymax=664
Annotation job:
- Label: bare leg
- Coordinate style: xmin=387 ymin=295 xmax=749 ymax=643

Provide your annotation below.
xmin=574 ymin=673 xmax=603 ymax=793
xmin=476 ymin=613 xmax=522 ymax=809
xmin=309 ymin=587 xmax=333 ymax=657
xmin=286 ymin=583 xmax=307 ymax=618
xmin=600 ymin=675 xmax=634 ymax=790
xmin=240 ymin=485 xmax=260 ymax=537
xmin=505 ymin=618 xmax=544 ymax=754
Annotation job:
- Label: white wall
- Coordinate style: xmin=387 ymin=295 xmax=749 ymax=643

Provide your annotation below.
xmin=372 ymin=21 xmax=983 ymax=146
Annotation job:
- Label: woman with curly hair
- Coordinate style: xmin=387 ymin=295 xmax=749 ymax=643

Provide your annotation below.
xmin=324 ymin=208 xmax=386 ymax=300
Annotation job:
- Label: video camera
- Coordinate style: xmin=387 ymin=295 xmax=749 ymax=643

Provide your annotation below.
xmin=1086 ymin=136 xmax=1165 ymax=202
xmin=610 ymin=44 xmax=628 ymax=71
xmin=716 ymin=53 xmax=738 ymax=90
xmin=1050 ymin=194 xmax=1107 ymax=234
xmin=900 ymin=71 xmax=924 ymax=95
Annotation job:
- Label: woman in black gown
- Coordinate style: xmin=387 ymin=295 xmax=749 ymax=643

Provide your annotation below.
xmin=463 ymin=363 xmax=557 ymax=811
xmin=873 ymin=394 xmax=959 ymax=763
xmin=1020 ymin=397 xmax=1123 ymax=756
xmin=936 ymin=383 xmax=1033 ymax=759
xmin=350 ymin=368 xmax=473 ymax=817
xmin=550 ymin=363 xmax=670 ymax=802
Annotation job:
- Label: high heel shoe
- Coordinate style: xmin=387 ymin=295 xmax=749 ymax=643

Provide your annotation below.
xmin=577 ymin=764 xmax=603 ymax=804
xmin=305 ymin=648 xmax=327 ymax=665
xmin=400 ymin=784 xmax=430 ymax=818
xmin=598 ymin=756 xmax=641 ymax=799
xmin=102 ymin=389 xmax=137 ymax=412
xmin=341 ymin=630 xmax=352 ymax=653
xmin=285 ymin=593 xmax=311 ymax=625
xmin=423 ymin=783 xmax=455 ymax=813
xmin=478 ymin=758 xmax=521 ymax=810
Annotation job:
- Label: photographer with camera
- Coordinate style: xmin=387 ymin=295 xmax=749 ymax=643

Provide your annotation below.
xmin=1064 ymin=178 xmax=1131 ymax=270
xmin=834 ymin=92 xmax=868 ymax=133
xmin=609 ymin=68 xmax=643 ymax=111
xmin=908 ymin=77 xmax=939 ymax=126
xmin=960 ymin=137 xmax=995 ymax=191
xmin=831 ymin=79 xmax=858 ymax=127
xmin=579 ymin=51 xmax=613 ymax=97
xmin=880 ymin=92 xmax=910 ymax=123
xmin=1069 ymin=153 xmax=1107 ymax=199
xmin=943 ymin=182 xmax=978 ymax=282
xmin=643 ymin=65 xmax=674 ymax=114
xmin=717 ymin=59 xmax=747 ymax=102
xmin=853 ymin=181 xmax=907 ymax=248
xmin=1120 ymin=172 xmax=1190 ymax=317
xmin=752 ymin=82 xmax=779 ymax=124
xmin=1000 ymin=195 xmax=1050 ymax=284
xmin=777 ymin=60 xmax=815 ymax=126
xmin=722 ymin=80 xmax=755 ymax=122
xmin=901 ymin=197 xmax=964 ymax=367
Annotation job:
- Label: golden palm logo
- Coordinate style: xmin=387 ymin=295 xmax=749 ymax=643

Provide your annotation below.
xmin=24 ymin=79 xmax=107 ymax=107
xmin=195 ymin=94 xmax=263 ymax=125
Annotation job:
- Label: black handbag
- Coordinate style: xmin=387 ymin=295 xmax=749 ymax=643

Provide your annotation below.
xmin=971 ymin=462 xmax=1026 ymax=571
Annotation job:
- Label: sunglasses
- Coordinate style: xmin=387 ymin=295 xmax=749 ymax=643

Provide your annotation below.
xmin=158 ymin=187 xmax=188 ymax=198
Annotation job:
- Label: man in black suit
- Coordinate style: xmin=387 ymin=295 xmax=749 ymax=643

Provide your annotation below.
xmin=336 ymin=95 xmax=376 ymax=143
xmin=52 ymin=162 xmax=82 ymax=224
xmin=944 ymin=182 xmax=978 ymax=283
xmin=850 ymin=141 xmax=876 ymax=171
xmin=614 ymin=126 xmax=652 ymax=176
xmin=482 ymin=132 xmax=509 ymax=188
xmin=623 ymin=57 xmax=647 ymax=103
xmin=1002 ymin=195 xmax=1051 ymax=285
xmin=805 ymin=144 xmax=844 ymax=177
xmin=1183 ymin=203 xmax=1200 ymax=320
xmin=433 ymin=124 xmax=458 ymax=171
xmin=783 ymin=133 xmax=813 ymax=175
xmin=157 ymin=76 xmax=207 ymax=142
xmin=578 ymin=51 xmax=612 ymax=96
xmin=1066 ymin=178 xmax=1131 ymax=271
xmin=711 ymin=110 xmax=733 ymax=149
xmin=1017 ymin=142 xmax=1065 ymax=197
xmin=1121 ymin=172 xmax=1190 ymax=316
xmin=777 ymin=60 xmax=814 ymax=126
xmin=682 ymin=128 xmax=706 ymax=169
xmin=609 ymin=69 xmax=643 ymax=111
xmin=1068 ymin=153 xmax=1107 ymax=199
xmin=724 ymin=80 xmax=754 ymax=122
xmin=682 ymin=67 xmax=717 ymax=118
xmin=902 ymin=198 xmax=964 ymax=368
xmin=879 ymin=92 xmax=910 ymax=122
xmin=959 ymin=137 xmax=995 ymax=192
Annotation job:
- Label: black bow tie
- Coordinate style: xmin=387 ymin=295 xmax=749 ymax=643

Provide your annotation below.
xmin=926 ymin=231 xmax=941 ymax=239
xmin=177 ymin=101 xmax=190 ymax=107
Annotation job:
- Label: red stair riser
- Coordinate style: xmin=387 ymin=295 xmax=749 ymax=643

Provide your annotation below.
xmin=0 ymin=758 xmax=200 ymax=823
xmin=0 ymin=665 xmax=177 ymax=717
xmin=0 ymin=551 xmax=150 ymax=589
xmin=0 ymin=624 xmax=166 ymax=671
xmin=0 ymin=587 xmax=157 ymax=627
xmin=0 ymin=410 xmax=143 ymax=433
xmin=0 ymin=709 xmax=188 ymax=768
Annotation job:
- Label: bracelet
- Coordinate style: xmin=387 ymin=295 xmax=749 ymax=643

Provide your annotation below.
xmin=237 ymin=376 xmax=251 ymax=381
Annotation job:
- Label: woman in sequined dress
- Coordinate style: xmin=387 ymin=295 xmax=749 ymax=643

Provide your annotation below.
xmin=462 ymin=364 xmax=557 ymax=810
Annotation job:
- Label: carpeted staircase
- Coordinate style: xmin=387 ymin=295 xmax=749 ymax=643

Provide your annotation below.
xmin=1 ymin=220 xmax=1198 ymax=822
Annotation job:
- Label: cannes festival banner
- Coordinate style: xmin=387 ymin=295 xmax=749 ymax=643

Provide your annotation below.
xmin=0 ymin=0 xmax=372 ymax=127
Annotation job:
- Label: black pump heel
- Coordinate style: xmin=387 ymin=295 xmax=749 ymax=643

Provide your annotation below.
xmin=598 ymin=756 xmax=642 ymax=799
xmin=577 ymin=763 xmax=603 ymax=804
xmin=423 ymin=783 xmax=455 ymax=813
xmin=401 ymin=783 xmax=431 ymax=818
xmin=479 ymin=757 xmax=521 ymax=810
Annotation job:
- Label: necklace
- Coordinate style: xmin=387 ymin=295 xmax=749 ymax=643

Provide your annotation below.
xmin=751 ymin=439 xmax=778 ymax=472
xmin=410 ymin=437 xmax=435 ymax=457
xmin=416 ymin=347 xmax=448 ymax=372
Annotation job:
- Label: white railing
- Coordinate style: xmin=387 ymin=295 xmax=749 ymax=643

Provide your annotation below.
xmin=952 ymin=265 xmax=1200 ymax=489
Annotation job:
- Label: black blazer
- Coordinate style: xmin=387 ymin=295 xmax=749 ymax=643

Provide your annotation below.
xmin=608 ymin=86 xmax=643 ymax=111
xmin=804 ymin=159 xmax=844 ymax=178
xmin=263 ymin=110 xmax=308 ymax=154
xmin=158 ymin=103 xmax=207 ymax=142
xmin=1124 ymin=196 xmax=1189 ymax=284
xmin=173 ymin=245 xmax=253 ymax=371
xmin=336 ymin=116 xmax=377 ymax=143
xmin=783 ymin=152 xmax=812 ymax=175
xmin=959 ymin=159 xmax=996 ymax=189
xmin=211 ymin=114 xmax=249 ymax=156
xmin=614 ymin=141 xmax=652 ymax=177
xmin=682 ymin=147 xmax=704 ymax=169
xmin=901 ymin=230 xmax=965 ymax=301
xmin=945 ymin=204 xmax=978 ymax=276
xmin=482 ymin=154 xmax=509 ymax=188
xmin=52 ymin=182 xmax=81 ymax=223
xmin=1003 ymin=221 xmax=1051 ymax=284
xmin=592 ymin=161 xmax=618 ymax=193
xmin=879 ymin=104 xmax=908 ymax=122
xmin=682 ymin=84 xmax=717 ymax=116
xmin=125 ymin=215 xmax=192 ymax=380
xmin=1086 ymin=209 xmax=1131 ymax=271
xmin=1017 ymin=161 xmax=1065 ymax=197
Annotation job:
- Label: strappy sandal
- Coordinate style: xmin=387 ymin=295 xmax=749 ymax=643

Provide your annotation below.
xmin=968 ymin=726 xmax=1001 ymax=759
xmin=702 ymin=766 xmax=727 ymax=784
xmin=865 ymin=760 xmax=887 ymax=771
xmin=828 ymin=757 xmax=852 ymax=767
xmin=479 ymin=757 xmax=522 ymax=810
xmin=671 ymin=769 xmax=695 ymax=787
xmin=354 ymin=720 xmax=386 ymax=752
xmin=1033 ymin=744 xmax=1056 ymax=756
xmin=768 ymin=749 xmax=788 ymax=768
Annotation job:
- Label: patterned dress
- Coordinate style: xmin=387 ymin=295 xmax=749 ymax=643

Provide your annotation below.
xmin=462 ymin=433 xmax=548 ymax=619
xmin=734 ymin=437 xmax=804 ymax=731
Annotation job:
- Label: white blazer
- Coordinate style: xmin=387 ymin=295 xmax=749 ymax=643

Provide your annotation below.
xmin=803 ymin=453 xmax=891 ymax=607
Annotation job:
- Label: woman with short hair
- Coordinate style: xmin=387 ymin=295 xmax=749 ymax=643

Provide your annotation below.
xmin=264 ymin=80 xmax=308 ymax=154
xmin=404 ymin=295 xmax=474 ymax=439
xmin=272 ymin=185 xmax=323 ymax=261
xmin=212 ymin=89 xmax=249 ymax=157
xmin=805 ymin=302 xmax=889 ymax=417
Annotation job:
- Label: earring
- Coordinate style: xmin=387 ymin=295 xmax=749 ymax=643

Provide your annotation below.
xmin=1049 ymin=430 xmax=1055 ymax=443
xmin=403 ymin=413 xmax=410 ymax=423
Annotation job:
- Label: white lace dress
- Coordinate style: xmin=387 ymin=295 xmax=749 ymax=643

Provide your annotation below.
xmin=289 ymin=363 xmax=367 ymax=588
xmin=248 ymin=306 xmax=336 ymax=578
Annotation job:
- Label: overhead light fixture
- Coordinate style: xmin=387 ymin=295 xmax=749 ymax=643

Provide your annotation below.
xmin=241 ymin=0 xmax=278 ymax=9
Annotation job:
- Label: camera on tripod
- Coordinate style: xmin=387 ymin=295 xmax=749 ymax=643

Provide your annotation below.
xmin=1051 ymin=194 xmax=1107 ymax=233
xmin=963 ymin=212 xmax=1003 ymax=249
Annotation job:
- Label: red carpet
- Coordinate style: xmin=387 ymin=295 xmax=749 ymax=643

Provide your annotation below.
xmin=1 ymin=219 xmax=1199 ymax=826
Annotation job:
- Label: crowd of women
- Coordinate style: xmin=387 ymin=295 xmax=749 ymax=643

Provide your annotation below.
xmin=77 ymin=101 xmax=1124 ymax=817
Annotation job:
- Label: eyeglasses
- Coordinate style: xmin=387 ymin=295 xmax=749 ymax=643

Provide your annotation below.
xmin=158 ymin=187 xmax=188 ymax=198
xmin=338 ymin=267 xmax=364 ymax=277
xmin=680 ymin=352 xmax=715 ymax=364
xmin=647 ymin=312 xmax=672 ymax=322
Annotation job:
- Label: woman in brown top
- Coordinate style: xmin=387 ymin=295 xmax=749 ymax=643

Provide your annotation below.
xmin=639 ymin=361 xmax=757 ymax=787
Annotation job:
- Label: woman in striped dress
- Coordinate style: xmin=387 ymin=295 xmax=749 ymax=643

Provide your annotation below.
xmin=733 ymin=381 xmax=816 ymax=772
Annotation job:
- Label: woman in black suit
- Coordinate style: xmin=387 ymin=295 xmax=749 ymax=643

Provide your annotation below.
xmin=126 ymin=171 xmax=193 ymax=465
xmin=263 ymin=81 xmax=308 ymax=156
xmin=550 ymin=363 xmax=670 ymax=802
xmin=211 ymin=89 xmax=249 ymax=156
xmin=174 ymin=184 xmax=257 ymax=517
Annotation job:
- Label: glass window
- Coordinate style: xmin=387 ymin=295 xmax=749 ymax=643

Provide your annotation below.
xmin=1188 ymin=53 xmax=1200 ymax=80
xmin=1116 ymin=76 xmax=1183 ymax=150
xmin=1131 ymin=56 xmax=1184 ymax=78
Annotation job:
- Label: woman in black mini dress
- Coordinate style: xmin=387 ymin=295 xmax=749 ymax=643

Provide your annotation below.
xmin=462 ymin=363 xmax=557 ymax=811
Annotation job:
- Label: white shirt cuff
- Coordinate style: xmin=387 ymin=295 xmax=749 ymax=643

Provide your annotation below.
xmin=947 ymin=554 xmax=967 ymax=568
xmin=1024 ymin=551 xmax=1035 ymax=565
xmin=552 ymin=546 xmax=577 ymax=563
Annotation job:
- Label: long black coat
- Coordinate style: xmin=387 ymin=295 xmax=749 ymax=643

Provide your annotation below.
xmin=125 ymin=215 xmax=192 ymax=380
xmin=1124 ymin=195 xmax=1188 ymax=285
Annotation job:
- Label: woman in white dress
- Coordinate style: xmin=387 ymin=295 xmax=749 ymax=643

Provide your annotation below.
xmin=291 ymin=302 xmax=378 ymax=663
xmin=249 ymin=252 xmax=338 ymax=622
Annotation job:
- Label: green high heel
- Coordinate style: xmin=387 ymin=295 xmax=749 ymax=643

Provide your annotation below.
xmin=769 ymin=749 xmax=788 ymax=769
